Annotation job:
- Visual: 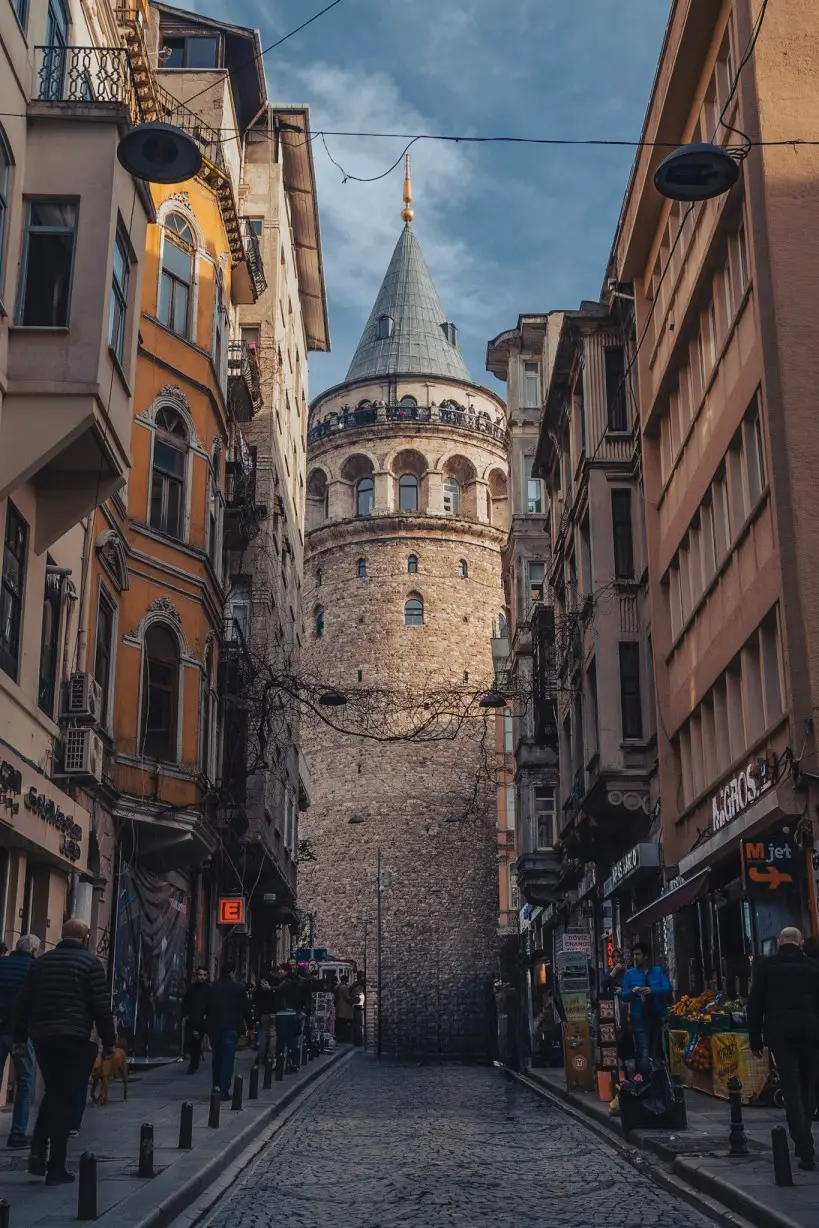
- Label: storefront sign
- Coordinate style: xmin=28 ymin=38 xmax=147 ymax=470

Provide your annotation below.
xmin=218 ymin=896 xmax=245 ymax=925
xmin=24 ymin=786 xmax=83 ymax=862
xmin=711 ymin=761 xmax=771 ymax=833
xmin=0 ymin=747 xmax=85 ymax=865
xmin=562 ymin=929 xmax=593 ymax=957
xmin=603 ymin=842 xmax=661 ymax=897
xmin=741 ymin=834 xmax=803 ymax=893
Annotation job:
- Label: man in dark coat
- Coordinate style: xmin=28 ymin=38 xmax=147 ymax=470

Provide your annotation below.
xmin=197 ymin=962 xmax=253 ymax=1098
xmin=748 ymin=926 xmax=819 ymax=1169
xmin=0 ymin=934 xmax=40 ymax=1147
xmin=181 ymin=966 xmax=210 ymax=1073
xmin=13 ymin=919 xmax=116 ymax=1184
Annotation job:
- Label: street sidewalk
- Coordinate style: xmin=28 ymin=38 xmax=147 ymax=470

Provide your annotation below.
xmin=529 ymin=1066 xmax=819 ymax=1228
xmin=0 ymin=1044 xmax=352 ymax=1228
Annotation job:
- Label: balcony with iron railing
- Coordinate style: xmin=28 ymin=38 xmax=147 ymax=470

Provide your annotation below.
xmin=32 ymin=46 xmax=143 ymax=122
xmin=232 ymin=220 xmax=267 ymax=305
xmin=308 ymin=402 xmax=507 ymax=445
xmin=227 ymin=341 xmax=262 ymax=421
xmin=224 ymin=450 xmax=267 ymax=548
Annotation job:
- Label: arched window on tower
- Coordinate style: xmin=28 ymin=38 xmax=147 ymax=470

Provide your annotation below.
xmin=150 ymin=406 xmax=188 ymax=540
xmin=159 ymin=212 xmax=195 ymax=338
xmin=458 ymin=559 xmax=468 ymax=579
xmin=314 ymin=606 xmax=325 ymax=638
xmin=407 ymin=554 xmax=419 ymax=575
xmin=356 ymin=477 xmax=374 ymax=517
xmin=399 ymin=395 xmax=417 ymax=408
xmin=356 ymin=558 xmax=367 ymax=578
xmin=398 ymin=474 xmax=418 ymax=512
xmin=404 ymin=594 xmax=424 ymax=626
xmin=443 ymin=477 xmax=461 ymax=516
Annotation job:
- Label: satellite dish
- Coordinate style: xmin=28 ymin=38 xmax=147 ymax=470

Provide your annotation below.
xmin=117 ymin=122 xmax=203 ymax=185
xmin=653 ymin=142 xmax=739 ymax=203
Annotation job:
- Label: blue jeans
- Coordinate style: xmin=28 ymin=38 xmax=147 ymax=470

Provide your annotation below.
xmin=210 ymin=1030 xmax=238 ymax=1094
xmin=632 ymin=1015 xmax=663 ymax=1078
xmin=0 ymin=1033 xmax=34 ymax=1136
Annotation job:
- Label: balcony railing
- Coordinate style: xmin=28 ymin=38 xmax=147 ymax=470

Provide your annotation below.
xmin=243 ymin=220 xmax=267 ymax=297
xmin=224 ymin=447 xmax=266 ymax=548
xmin=228 ymin=342 xmax=262 ymax=421
xmin=33 ymin=46 xmax=143 ymax=122
xmin=153 ymin=80 xmax=225 ymax=171
xmin=308 ymin=402 xmax=506 ymax=444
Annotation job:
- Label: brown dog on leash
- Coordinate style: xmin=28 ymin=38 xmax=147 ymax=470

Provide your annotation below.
xmin=90 ymin=1044 xmax=129 ymax=1107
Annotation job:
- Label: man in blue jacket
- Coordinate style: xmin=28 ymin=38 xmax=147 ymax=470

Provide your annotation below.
xmin=0 ymin=934 xmax=40 ymax=1148
xmin=620 ymin=943 xmax=673 ymax=1077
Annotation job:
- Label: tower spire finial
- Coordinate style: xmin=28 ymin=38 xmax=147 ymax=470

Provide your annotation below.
xmin=401 ymin=152 xmax=414 ymax=225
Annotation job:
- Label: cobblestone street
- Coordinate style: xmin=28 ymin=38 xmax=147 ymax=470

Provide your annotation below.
xmin=202 ymin=1057 xmax=713 ymax=1228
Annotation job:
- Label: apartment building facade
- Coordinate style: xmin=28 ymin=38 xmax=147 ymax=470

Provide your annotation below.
xmin=612 ymin=0 xmax=819 ymax=995
xmin=0 ymin=0 xmax=153 ymax=960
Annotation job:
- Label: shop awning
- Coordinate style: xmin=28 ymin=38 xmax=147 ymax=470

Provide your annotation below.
xmin=626 ymin=868 xmax=711 ymax=929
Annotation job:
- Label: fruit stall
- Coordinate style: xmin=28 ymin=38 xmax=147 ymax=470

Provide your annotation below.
xmin=665 ymin=991 xmax=770 ymax=1101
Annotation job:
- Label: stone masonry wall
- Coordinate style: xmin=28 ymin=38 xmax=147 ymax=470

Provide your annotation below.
xmin=300 ymin=422 xmax=507 ymax=1058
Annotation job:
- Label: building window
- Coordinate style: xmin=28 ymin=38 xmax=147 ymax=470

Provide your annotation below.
xmin=619 ymin=642 xmax=643 ymax=739
xmin=213 ymin=271 xmax=228 ymax=393
xmin=37 ymin=557 xmax=62 ymax=717
xmin=94 ymin=588 xmax=116 ymax=729
xmin=524 ymin=456 xmax=543 ymax=514
xmin=10 ymin=0 xmax=27 ymax=29
xmin=457 ymin=558 xmax=468 ymax=579
xmin=108 ymin=228 xmax=130 ymax=365
xmin=0 ymin=134 xmax=11 ymax=293
xmin=158 ymin=213 xmax=194 ymax=337
xmin=398 ymin=474 xmax=418 ymax=512
xmin=150 ymin=407 xmax=188 ymax=539
xmin=527 ymin=562 xmax=545 ymax=613
xmin=376 ymin=314 xmax=394 ymax=340
xmin=0 ymin=502 xmax=27 ymax=681
xmin=534 ymin=785 xmax=556 ymax=849
xmin=315 ymin=606 xmax=324 ymax=638
xmin=229 ymin=576 xmax=251 ymax=642
xmin=524 ymin=361 xmax=539 ymax=408
xmin=356 ymin=558 xmax=367 ymax=578
xmin=161 ymin=34 xmax=220 ymax=68
xmin=356 ymin=477 xmax=374 ymax=517
xmin=18 ymin=200 xmax=77 ymax=327
xmin=404 ymin=594 xmax=424 ymax=626
xmin=142 ymin=624 xmax=180 ymax=760
xmin=604 ymin=347 xmax=628 ymax=431
xmin=737 ymin=221 xmax=749 ymax=293
xmin=443 ymin=477 xmax=461 ymax=516
xmin=408 ymin=554 xmax=418 ymax=574
xmin=744 ymin=402 xmax=766 ymax=504
xmin=611 ymin=489 xmax=634 ymax=578
xmin=200 ymin=641 xmax=216 ymax=780
xmin=207 ymin=463 xmax=220 ymax=572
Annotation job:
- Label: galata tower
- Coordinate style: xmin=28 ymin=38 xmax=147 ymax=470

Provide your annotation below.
xmin=300 ymin=163 xmax=509 ymax=1057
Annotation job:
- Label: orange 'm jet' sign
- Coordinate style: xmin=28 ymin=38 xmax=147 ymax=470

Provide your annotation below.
xmin=218 ymin=896 xmax=245 ymax=925
xmin=741 ymin=835 xmax=801 ymax=893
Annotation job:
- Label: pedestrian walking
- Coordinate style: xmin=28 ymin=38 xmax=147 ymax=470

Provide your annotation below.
xmin=182 ymin=966 xmax=210 ymax=1073
xmin=334 ymin=976 xmax=354 ymax=1043
xmin=0 ymin=934 xmax=40 ymax=1148
xmin=748 ymin=926 xmax=819 ymax=1170
xmin=619 ymin=943 xmax=672 ymax=1078
xmin=253 ymin=974 xmax=278 ymax=1066
xmin=273 ymin=964 xmax=304 ymax=1071
xmin=198 ymin=961 xmax=253 ymax=1099
xmin=13 ymin=919 xmax=116 ymax=1184
xmin=351 ymin=972 xmax=365 ymax=1047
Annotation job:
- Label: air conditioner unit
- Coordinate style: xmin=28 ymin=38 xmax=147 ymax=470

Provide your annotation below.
xmin=62 ymin=727 xmax=104 ymax=783
xmin=62 ymin=673 xmax=103 ymax=724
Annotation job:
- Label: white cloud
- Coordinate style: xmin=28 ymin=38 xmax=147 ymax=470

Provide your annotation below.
xmin=270 ymin=61 xmax=509 ymax=350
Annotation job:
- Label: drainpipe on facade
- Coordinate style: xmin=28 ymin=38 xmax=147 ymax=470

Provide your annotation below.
xmin=74 ymin=514 xmax=95 ymax=674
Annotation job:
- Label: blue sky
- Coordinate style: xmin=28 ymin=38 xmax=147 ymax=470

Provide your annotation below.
xmin=201 ymin=0 xmax=672 ymax=395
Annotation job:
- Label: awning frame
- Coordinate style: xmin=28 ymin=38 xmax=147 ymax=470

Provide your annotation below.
xmin=626 ymin=867 xmax=711 ymax=929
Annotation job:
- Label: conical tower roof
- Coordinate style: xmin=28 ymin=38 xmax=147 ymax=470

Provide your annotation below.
xmin=345 ymin=224 xmax=471 ymax=383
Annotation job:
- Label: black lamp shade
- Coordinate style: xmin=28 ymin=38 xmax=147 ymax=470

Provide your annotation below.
xmin=319 ymin=690 xmax=348 ymax=707
xmin=117 ymin=122 xmax=203 ymax=185
xmin=479 ymin=691 xmax=507 ymax=709
xmin=654 ymin=142 xmax=739 ymax=203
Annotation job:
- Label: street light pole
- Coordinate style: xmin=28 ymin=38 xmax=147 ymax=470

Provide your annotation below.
xmin=376 ymin=845 xmax=382 ymax=1060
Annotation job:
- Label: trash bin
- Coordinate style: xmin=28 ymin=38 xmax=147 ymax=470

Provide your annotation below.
xmin=619 ymin=1064 xmax=686 ymax=1134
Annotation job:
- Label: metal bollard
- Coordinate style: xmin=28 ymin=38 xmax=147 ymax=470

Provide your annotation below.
xmin=178 ymin=1101 xmax=193 ymax=1149
xmin=249 ymin=1064 xmax=260 ymax=1100
xmin=275 ymin=1052 xmax=285 ymax=1082
xmin=231 ymin=1074 xmax=243 ymax=1111
xmin=727 ymin=1076 xmax=748 ymax=1156
xmin=138 ymin=1123 xmax=154 ymax=1178
xmin=208 ymin=1088 xmax=221 ymax=1128
xmin=772 ymin=1125 xmax=793 ymax=1186
xmin=263 ymin=1056 xmax=273 ymax=1089
xmin=0 ymin=1199 xmax=10 ymax=1228
xmin=77 ymin=1152 xmax=98 ymax=1221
